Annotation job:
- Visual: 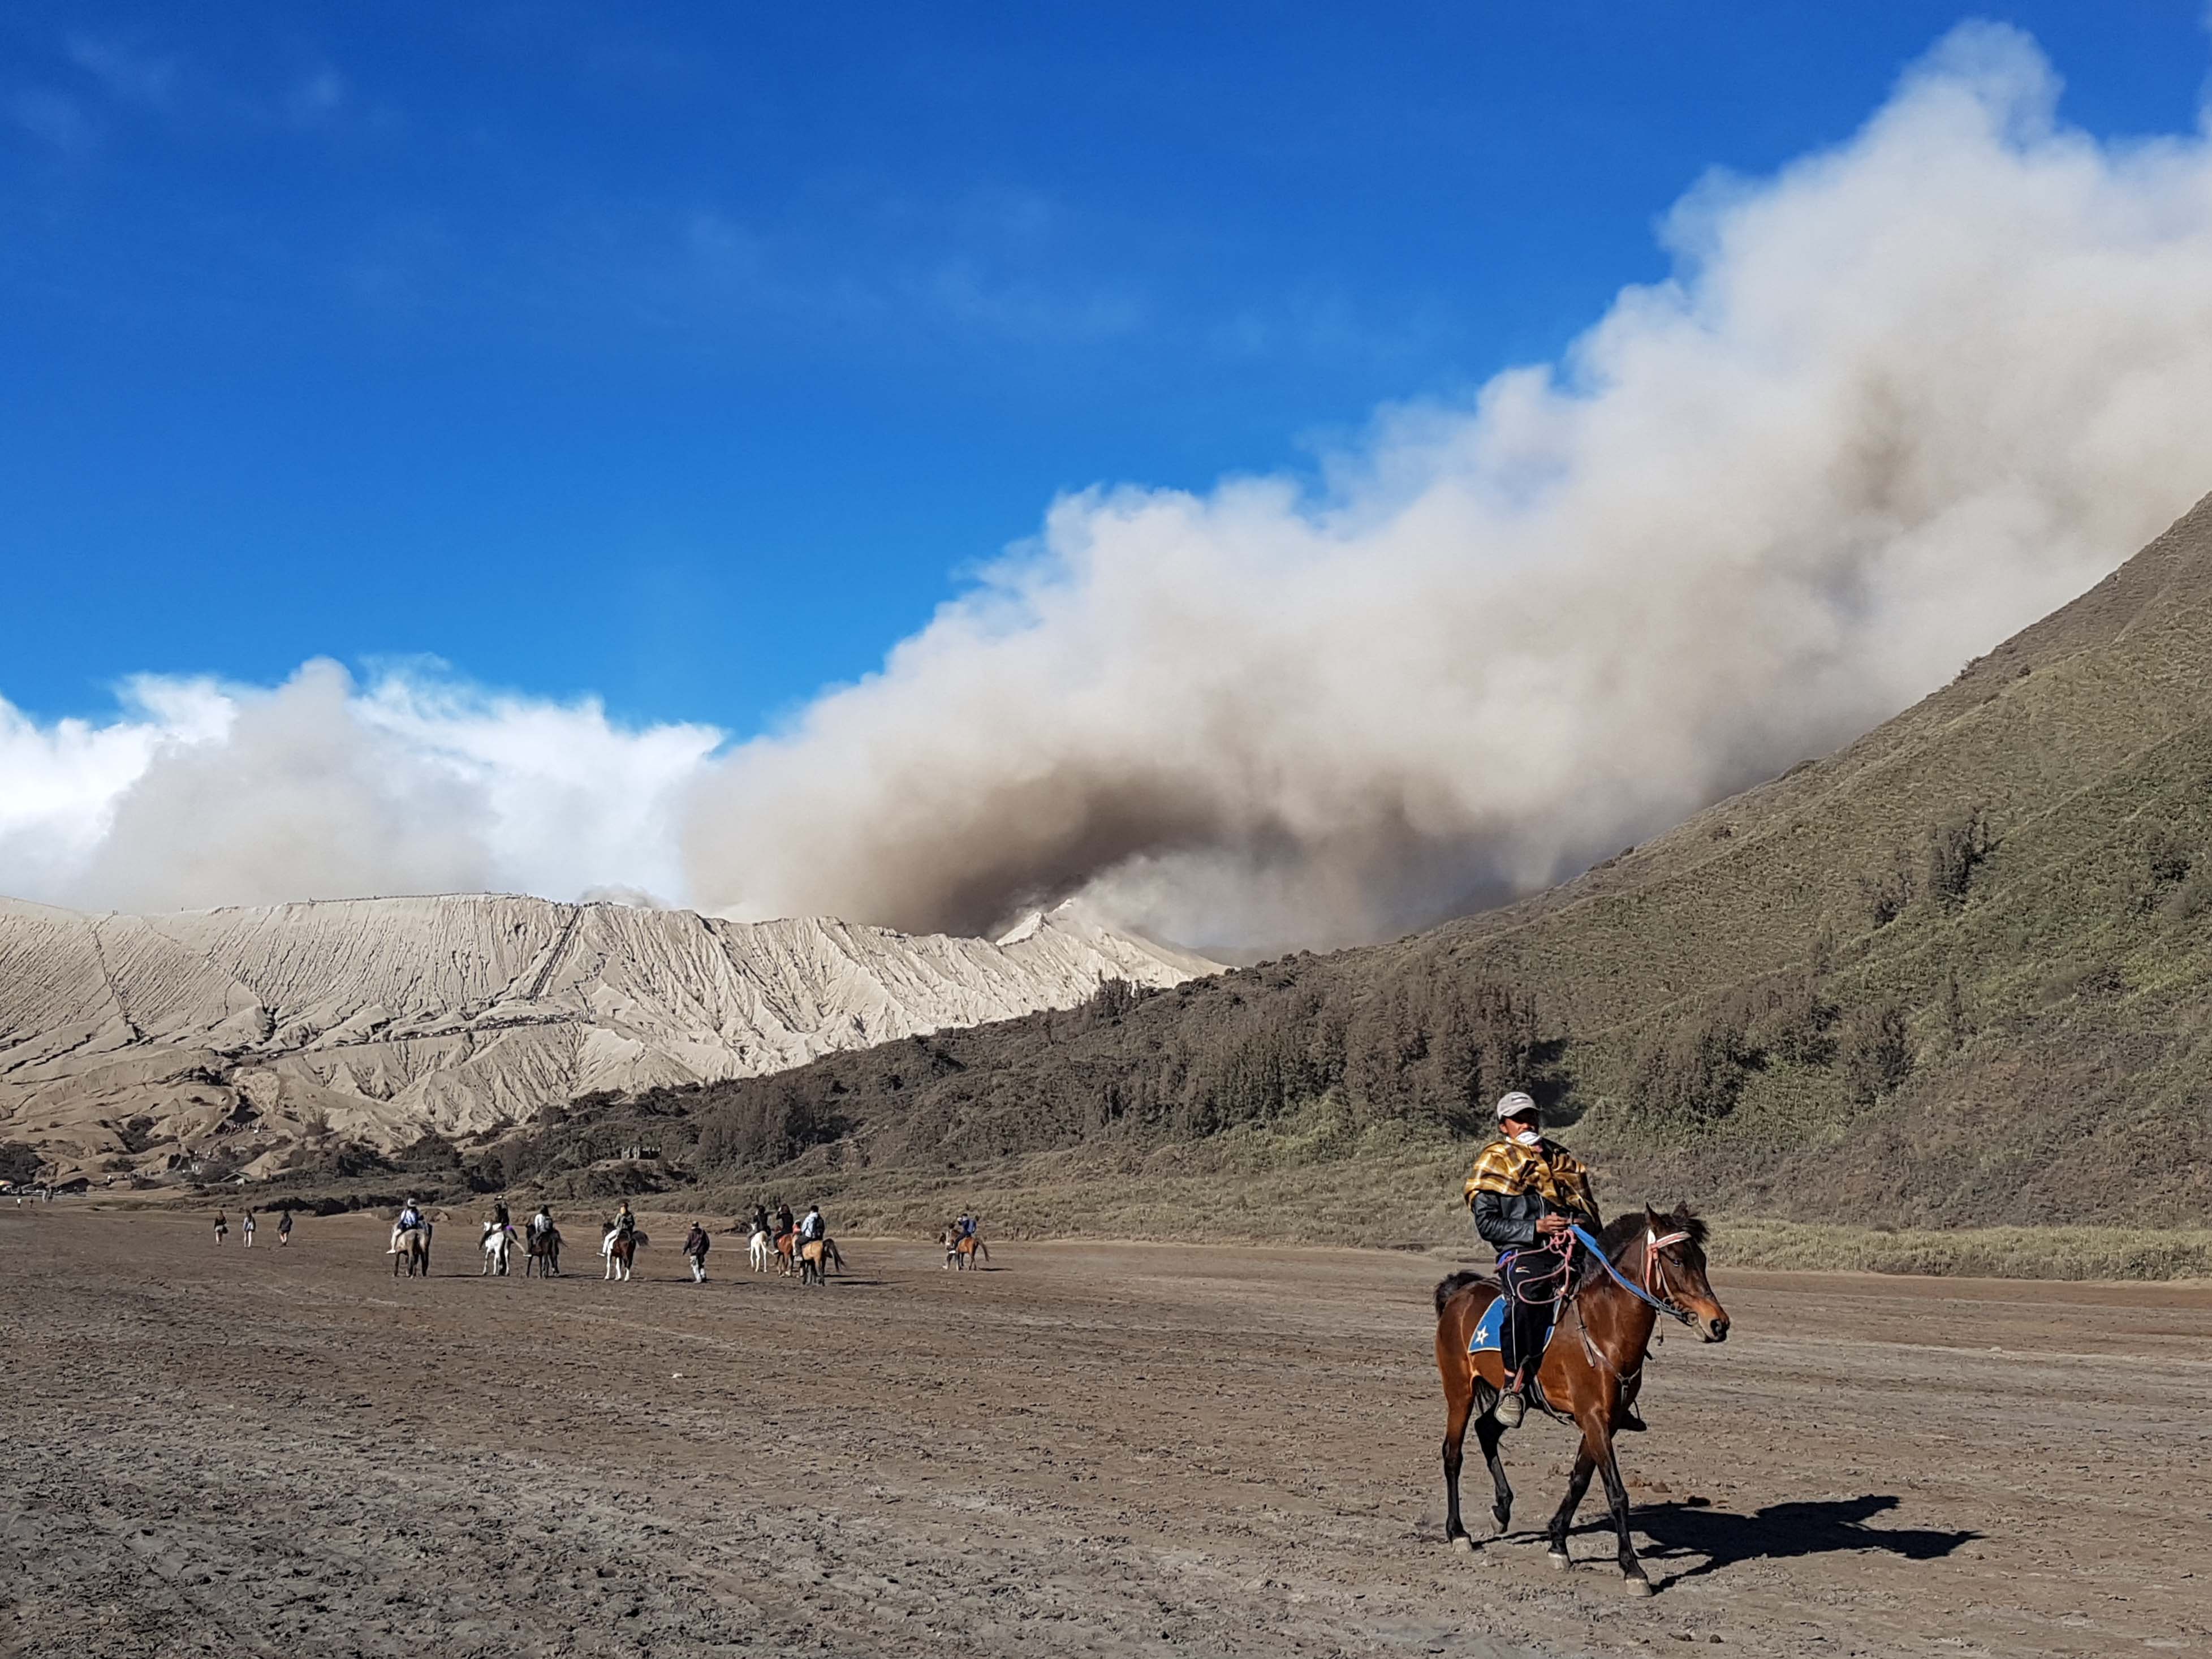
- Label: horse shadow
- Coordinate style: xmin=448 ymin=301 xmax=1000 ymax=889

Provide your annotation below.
xmin=1615 ymin=1494 xmax=1978 ymax=1587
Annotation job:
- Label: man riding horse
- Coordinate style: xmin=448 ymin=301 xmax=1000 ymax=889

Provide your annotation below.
xmin=1464 ymin=1091 xmax=1601 ymax=1429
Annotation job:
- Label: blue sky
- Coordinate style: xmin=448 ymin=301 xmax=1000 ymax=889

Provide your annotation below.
xmin=7 ymin=1 xmax=2209 ymax=732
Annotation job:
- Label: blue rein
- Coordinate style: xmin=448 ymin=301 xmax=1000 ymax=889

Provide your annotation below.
xmin=1567 ymin=1224 xmax=1697 ymax=1325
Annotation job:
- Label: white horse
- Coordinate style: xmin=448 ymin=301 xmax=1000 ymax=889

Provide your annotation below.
xmin=480 ymin=1222 xmax=514 ymax=1277
xmin=748 ymin=1222 xmax=774 ymax=1274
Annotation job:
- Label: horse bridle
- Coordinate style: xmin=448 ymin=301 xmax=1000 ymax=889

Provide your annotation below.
xmin=1567 ymin=1223 xmax=1698 ymax=1326
xmin=1644 ymin=1227 xmax=1692 ymax=1314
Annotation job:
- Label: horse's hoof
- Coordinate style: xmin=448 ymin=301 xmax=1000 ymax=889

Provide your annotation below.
xmin=1621 ymin=1576 xmax=1652 ymax=1598
xmin=1547 ymin=1551 xmax=1572 ymax=1572
xmin=1448 ymin=1535 xmax=1476 ymax=1555
xmin=1492 ymin=1511 xmax=1510 ymax=1536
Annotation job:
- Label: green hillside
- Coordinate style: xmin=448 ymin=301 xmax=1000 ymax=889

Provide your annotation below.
xmin=362 ymin=491 xmax=2212 ymax=1257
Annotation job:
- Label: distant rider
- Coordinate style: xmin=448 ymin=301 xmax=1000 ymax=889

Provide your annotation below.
xmin=603 ymin=1199 xmax=636 ymax=1257
xmin=1464 ymin=1092 xmax=1601 ymax=1429
xmin=391 ymin=1197 xmax=422 ymax=1254
xmin=797 ymin=1203 xmax=825 ymax=1258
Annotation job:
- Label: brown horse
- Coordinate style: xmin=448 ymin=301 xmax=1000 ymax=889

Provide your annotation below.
xmin=942 ymin=1228 xmax=989 ymax=1270
xmin=524 ymin=1226 xmax=562 ymax=1278
xmin=798 ymin=1236 xmax=844 ymax=1286
xmin=1433 ymin=1205 xmax=1728 ymax=1595
xmin=603 ymin=1227 xmax=646 ymax=1281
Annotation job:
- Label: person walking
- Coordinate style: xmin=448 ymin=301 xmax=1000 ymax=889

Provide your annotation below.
xmin=277 ymin=1208 xmax=294 ymax=1247
xmin=213 ymin=1209 xmax=228 ymax=1244
xmin=683 ymin=1221 xmax=711 ymax=1283
xmin=242 ymin=1209 xmax=257 ymax=1247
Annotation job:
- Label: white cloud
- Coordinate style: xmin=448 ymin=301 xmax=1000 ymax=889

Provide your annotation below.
xmin=0 ymin=663 xmax=721 ymax=915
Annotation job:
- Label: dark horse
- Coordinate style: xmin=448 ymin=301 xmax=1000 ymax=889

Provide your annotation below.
xmin=1433 ymin=1205 xmax=1729 ymax=1595
xmin=524 ymin=1225 xmax=562 ymax=1278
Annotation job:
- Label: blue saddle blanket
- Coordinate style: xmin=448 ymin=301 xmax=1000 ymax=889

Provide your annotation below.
xmin=1467 ymin=1293 xmax=1507 ymax=1356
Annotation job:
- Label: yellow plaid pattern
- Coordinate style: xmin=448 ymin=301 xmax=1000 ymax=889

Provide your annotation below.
xmin=1462 ymin=1136 xmax=1598 ymax=1220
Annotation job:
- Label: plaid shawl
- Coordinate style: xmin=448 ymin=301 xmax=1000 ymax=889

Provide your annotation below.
xmin=1461 ymin=1136 xmax=1598 ymax=1220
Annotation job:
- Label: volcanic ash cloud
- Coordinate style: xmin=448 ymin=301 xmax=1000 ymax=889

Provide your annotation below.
xmin=679 ymin=25 xmax=2212 ymax=949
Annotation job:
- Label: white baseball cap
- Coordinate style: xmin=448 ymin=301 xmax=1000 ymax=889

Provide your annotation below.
xmin=1494 ymin=1091 xmax=1539 ymax=1122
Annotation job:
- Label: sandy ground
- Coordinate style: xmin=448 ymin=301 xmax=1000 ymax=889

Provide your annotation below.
xmin=3 ymin=1209 xmax=2207 ymax=1658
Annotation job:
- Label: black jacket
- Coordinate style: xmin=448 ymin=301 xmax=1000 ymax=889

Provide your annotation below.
xmin=1472 ymin=1187 xmax=1551 ymax=1253
xmin=1472 ymin=1188 xmax=1603 ymax=1255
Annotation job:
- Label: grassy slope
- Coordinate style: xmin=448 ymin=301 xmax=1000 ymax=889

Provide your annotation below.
xmin=1424 ymin=490 xmax=2212 ymax=1225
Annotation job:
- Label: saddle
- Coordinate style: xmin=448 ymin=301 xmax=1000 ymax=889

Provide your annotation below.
xmin=1467 ymin=1275 xmax=1648 ymax=1431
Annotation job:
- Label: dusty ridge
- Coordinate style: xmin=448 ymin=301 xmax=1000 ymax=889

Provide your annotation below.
xmin=0 ymin=895 xmax=1217 ymax=1181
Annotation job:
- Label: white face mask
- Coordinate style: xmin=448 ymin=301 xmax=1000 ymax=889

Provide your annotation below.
xmin=1510 ymin=1127 xmax=1543 ymax=1148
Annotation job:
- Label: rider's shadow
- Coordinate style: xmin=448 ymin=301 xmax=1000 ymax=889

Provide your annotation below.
xmin=1624 ymin=1494 xmax=1979 ymax=1585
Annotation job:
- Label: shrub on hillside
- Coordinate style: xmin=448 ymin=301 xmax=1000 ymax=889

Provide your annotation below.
xmin=1086 ymin=977 xmax=1144 ymax=1023
xmin=1840 ymin=1003 xmax=1912 ymax=1102
xmin=1859 ymin=850 xmax=1915 ymax=929
xmin=2144 ymin=831 xmax=2194 ymax=888
xmin=1751 ymin=970 xmax=1836 ymax=1066
xmin=2161 ymin=867 xmax=2212 ymax=926
xmin=1630 ymin=1007 xmax=1753 ymax=1122
xmin=695 ymin=1086 xmax=847 ymax=1169
xmin=1924 ymin=806 xmax=1991 ymax=909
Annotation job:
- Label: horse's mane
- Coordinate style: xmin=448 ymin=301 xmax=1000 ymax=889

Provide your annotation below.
xmin=1592 ymin=1206 xmax=1708 ymax=1259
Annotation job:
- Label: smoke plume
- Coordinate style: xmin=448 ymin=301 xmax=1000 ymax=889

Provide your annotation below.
xmin=681 ymin=25 xmax=2212 ymax=947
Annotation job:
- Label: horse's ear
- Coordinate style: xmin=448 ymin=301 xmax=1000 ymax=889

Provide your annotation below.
xmin=1643 ymin=1202 xmax=1661 ymax=1227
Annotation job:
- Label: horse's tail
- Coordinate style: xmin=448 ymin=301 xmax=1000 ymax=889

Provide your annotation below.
xmin=1434 ymin=1269 xmax=1489 ymax=1317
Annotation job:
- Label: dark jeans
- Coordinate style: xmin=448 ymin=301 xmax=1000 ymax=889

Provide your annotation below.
xmin=1498 ymin=1249 xmax=1563 ymax=1384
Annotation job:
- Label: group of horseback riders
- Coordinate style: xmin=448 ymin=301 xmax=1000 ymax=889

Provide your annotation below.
xmin=744 ymin=1199 xmax=826 ymax=1253
xmin=385 ymin=1193 xmax=837 ymax=1281
xmin=384 ymin=1197 xmax=565 ymax=1273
